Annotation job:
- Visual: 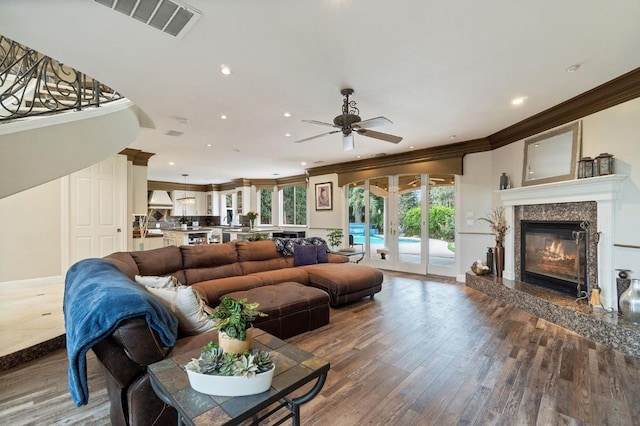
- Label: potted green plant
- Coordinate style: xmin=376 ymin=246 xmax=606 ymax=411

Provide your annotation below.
xmin=179 ymin=215 xmax=189 ymax=230
xmin=209 ymin=297 xmax=267 ymax=353
xmin=184 ymin=342 xmax=275 ymax=396
xmin=326 ymin=228 xmax=344 ymax=252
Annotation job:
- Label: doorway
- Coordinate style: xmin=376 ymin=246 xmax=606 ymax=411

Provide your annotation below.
xmin=347 ymin=173 xmax=456 ymax=275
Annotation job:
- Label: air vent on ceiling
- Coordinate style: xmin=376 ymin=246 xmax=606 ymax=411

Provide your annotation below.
xmin=95 ymin=0 xmax=201 ymax=39
xmin=165 ymin=130 xmax=183 ymax=137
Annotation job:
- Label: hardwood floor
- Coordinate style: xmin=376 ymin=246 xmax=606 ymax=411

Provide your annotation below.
xmin=1 ymin=272 xmax=639 ymax=425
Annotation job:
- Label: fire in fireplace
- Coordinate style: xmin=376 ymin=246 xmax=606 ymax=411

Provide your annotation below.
xmin=521 ymin=220 xmax=587 ymax=296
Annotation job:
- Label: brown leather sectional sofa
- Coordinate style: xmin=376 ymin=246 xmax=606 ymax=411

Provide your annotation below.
xmin=88 ymin=239 xmax=383 ymax=425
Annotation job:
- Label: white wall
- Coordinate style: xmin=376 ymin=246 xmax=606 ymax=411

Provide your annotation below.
xmin=308 ymin=174 xmax=343 ymax=233
xmin=0 ymin=178 xmax=64 ymax=282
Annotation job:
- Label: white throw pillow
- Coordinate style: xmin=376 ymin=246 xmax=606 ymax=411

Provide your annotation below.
xmin=135 ymin=275 xmax=179 ymax=288
xmin=145 ymin=285 xmax=214 ymax=335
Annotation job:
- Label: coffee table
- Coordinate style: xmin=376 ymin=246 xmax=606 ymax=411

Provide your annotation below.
xmin=147 ymin=329 xmax=329 ymax=426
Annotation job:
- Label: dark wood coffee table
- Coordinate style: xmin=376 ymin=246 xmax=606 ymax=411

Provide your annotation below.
xmin=148 ymin=329 xmax=329 ymax=426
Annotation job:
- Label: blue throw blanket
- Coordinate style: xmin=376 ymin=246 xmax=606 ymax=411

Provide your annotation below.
xmin=63 ymin=258 xmax=178 ymax=406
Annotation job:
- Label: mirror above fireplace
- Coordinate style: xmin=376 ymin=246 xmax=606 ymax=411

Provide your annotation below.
xmin=522 ymin=121 xmax=582 ymax=186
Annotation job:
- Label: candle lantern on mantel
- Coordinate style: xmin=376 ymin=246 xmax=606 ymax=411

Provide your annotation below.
xmin=578 ymin=157 xmax=594 ymax=179
xmin=594 ymin=152 xmax=614 ymax=176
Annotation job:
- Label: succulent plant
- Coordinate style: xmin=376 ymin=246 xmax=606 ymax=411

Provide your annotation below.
xmin=209 ymin=297 xmax=267 ymax=341
xmin=185 ymin=343 xmax=273 ymax=378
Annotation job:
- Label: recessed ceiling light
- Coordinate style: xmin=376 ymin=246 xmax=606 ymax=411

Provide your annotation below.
xmin=169 ymin=162 xmax=175 ymax=165
xmin=301 ymin=162 xmax=307 ymax=166
xmin=206 ymin=143 xmax=212 ymax=147
xmin=220 ymin=114 xmax=227 ymax=120
xmin=511 ymin=96 xmax=527 ymax=106
xmin=272 ymin=173 xmax=280 ymax=176
xmin=283 ymin=112 xmax=291 ymax=117
xmin=409 ymin=145 xmax=415 ymax=149
xmin=356 ymin=155 xmax=361 ymax=159
xmin=450 ymin=135 xmax=456 ymax=139
xmin=177 ymin=117 xmax=190 ymax=124
xmin=220 ymin=65 xmax=231 ymax=75
xmin=566 ymin=64 xmax=580 ymax=73
xmin=233 ymin=149 xmax=240 ymax=154
xmin=285 ymin=133 xmax=291 ymax=137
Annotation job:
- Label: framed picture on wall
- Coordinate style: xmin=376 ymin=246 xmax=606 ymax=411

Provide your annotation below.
xmin=315 ymin=182 xmax=333 ymax=210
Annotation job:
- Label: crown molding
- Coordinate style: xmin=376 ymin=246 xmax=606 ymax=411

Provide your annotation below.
xmin=488 ymin=67 xmax=640 ymax=149
xmin=119 ymin=148 xmax=154 ymax=166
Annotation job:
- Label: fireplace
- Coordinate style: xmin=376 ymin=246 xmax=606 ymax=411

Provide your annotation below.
xmin=521 ymin=220 xmax=587 ymax=296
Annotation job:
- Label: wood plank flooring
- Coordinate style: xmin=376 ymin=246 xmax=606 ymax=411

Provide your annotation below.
xmin=1 ymin=272 xmax=639 ymax=425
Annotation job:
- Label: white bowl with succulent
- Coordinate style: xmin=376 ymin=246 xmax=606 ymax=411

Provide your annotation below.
xmin=185 ymin=342 xmax=275 ymax=396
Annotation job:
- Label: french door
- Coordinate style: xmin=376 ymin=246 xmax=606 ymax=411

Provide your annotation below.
xmin=348 ymin=174 xmax=456 ymax=275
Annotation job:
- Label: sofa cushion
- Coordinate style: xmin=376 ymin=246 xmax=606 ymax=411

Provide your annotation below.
xmin=181 ymin=243 xmax=242 ymax=285
xmin=316 ymin=243 xmax=329 ymax=263
xmin=104 ymin=252 xmax=140 ymax=280
xmin=191 ymin=275 xmax=265 ymax=307
xmin=249 ymin=268 xmax=310 ymax=286
xmin=236 ymin=241 xmax=290 ymax=274
xmin=294 ymin=244 xmax=318 ymax=266
xmin=131 ymin=246 xmax=183 ymax=276
xmin=134 ymin=275 xmax=179 ymax=288
xmin=181 ymin=242 xmax=238 ymax=269
xmin=145 ymin=285 xmax=214 ymax=336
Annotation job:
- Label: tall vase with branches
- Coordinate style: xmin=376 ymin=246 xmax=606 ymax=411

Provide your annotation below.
xmin=479 ymin=207 xmax=510 ymax=277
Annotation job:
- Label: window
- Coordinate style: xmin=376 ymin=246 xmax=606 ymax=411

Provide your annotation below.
xmin=281 ymin=186 xmax=306 ymax=225
xmin=257 ymin=188 xmax=273 ymax=225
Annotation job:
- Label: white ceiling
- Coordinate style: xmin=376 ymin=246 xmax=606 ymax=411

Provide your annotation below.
xmin=2 ymin=0 xmax=639 ymax=185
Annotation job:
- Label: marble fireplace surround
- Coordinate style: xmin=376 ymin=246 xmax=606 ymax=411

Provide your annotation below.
xmin=499 ymin=174 xmax=627 ymax=310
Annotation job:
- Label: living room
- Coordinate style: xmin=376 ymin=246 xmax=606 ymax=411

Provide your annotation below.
xmin=1 ymin=1 xmax=640 ymax=424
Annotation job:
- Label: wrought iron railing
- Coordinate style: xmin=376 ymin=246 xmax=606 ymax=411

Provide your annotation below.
xmin=0 ymin=35 xmax=124 ymax=122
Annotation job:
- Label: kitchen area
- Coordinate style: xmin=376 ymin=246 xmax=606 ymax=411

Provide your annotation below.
xmin=133 ymin=187 xmax=303 ymax=250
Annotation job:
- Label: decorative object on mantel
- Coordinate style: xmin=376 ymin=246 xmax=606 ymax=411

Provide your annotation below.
xmin=619 ymin=278 xmax=640 ymax=325
xmin=616 ymin=269 xmax=632 ymax=313
xmin=479 ymin=207 xmax=509 ymax=277
xmin=499 ymin=172 xmax=509 ymax=190
xmin=577 ymin=157 xmax=594 ymax=179
xmin=471 ymin=259 xmax=490 ymax=275
xmin=185 ymin=342 xmax=275 ymax=396
xmin=594 ymin=152 xmax=614 ymax=176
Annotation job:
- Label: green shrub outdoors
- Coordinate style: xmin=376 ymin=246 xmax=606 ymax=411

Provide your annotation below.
xmin=429 ymin=205 xmax=454 ymax=241
xmin=402 ymin=207 xmax=422 ymax=237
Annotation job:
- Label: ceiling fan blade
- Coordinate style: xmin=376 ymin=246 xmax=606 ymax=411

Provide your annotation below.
xmin=343 ymin=133 xmax=354 ymax=151
xmin=302 ymin=119 xmax=338 ymax=128
xmin=352 ymin=116 xmax=393 ymax=129
xmin=295 ymin=130 xmax=340 ymax=143
xmin=356 ymin=128 xmax=402 ymax=144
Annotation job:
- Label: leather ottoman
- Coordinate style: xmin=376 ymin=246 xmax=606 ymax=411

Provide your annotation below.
xmin=223 ymin=282 xmax=330 ymax=339
xmin=302 ymin=263 xmax=383 ymax=306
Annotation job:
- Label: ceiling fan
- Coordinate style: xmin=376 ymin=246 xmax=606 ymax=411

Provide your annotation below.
xmin=296 ymin=88 xmax=402 ymax=151
xmin=407 ymin=175 xmax=446 ymax=186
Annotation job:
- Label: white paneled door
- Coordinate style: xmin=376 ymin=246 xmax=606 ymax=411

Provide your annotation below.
xmin=69 ymin=155 xmax=126 ymax=265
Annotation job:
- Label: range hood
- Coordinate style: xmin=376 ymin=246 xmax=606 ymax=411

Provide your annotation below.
xmin=148 ymin=190 xmax=174 ymax=209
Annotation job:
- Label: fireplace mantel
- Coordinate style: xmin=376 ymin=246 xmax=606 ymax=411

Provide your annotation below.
xmin=498 ymin=174 xmax=627 ymax=310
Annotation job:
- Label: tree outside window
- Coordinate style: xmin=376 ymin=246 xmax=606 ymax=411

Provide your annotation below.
xmin=282 ymin=186 xmax=307 ymax=225
xmin=258 ymin=189 xmax=273 ymax=224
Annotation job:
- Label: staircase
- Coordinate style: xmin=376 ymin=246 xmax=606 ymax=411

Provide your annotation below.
xmin=0 ymin=35 xmax=149 ymax=199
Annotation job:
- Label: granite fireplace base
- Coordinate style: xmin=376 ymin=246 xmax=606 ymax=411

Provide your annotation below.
xmin=466 ymin=272 xmax=640 ymax=359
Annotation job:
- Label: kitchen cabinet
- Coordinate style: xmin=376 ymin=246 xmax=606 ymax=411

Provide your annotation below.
xmin=163 ymin=229 xmax=215 ymax=246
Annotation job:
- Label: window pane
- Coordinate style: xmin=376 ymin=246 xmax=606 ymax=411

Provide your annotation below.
xmin=259 ymin=189 xmax=272 ymax=224
xmin=281 ymin=186 xmax=306 ymax=225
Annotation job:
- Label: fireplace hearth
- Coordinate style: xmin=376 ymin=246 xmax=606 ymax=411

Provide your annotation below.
xmin=521 ymin=220 xmax=587 ymax=296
